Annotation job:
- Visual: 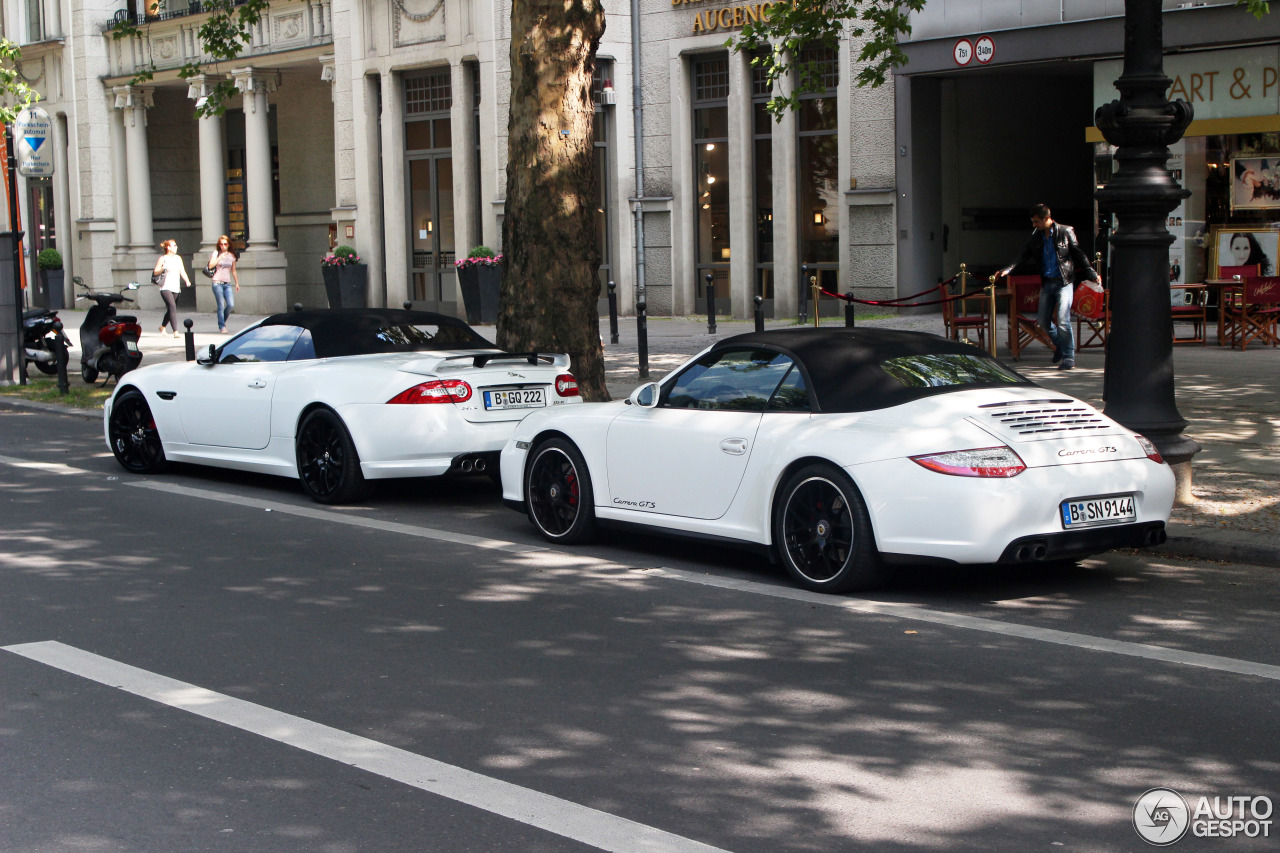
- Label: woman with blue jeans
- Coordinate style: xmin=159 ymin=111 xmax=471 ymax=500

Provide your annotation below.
xmin=207 ymin=235 xmax=239 ymax=333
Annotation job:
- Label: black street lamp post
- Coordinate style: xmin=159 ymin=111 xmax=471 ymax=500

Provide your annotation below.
xmin=1094 ymin=0 xmax=1199 ymax=496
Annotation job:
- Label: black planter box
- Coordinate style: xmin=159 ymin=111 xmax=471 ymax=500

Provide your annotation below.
xmin=458 ymin=265 xmax=501 ymax=325
xmin=322 ymin=265 xmax=368 ymax=308
xmin=36 ymin=269 xmax=65 ymax=310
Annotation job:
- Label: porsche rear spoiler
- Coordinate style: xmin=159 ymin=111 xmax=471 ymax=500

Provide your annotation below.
xmin=400 ymin=351 xmax=572 ymax=375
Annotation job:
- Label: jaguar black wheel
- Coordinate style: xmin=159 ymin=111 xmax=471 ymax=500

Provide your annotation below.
xmin=773 ymin=464 xmax=888 ymax=593
xmin=295 ymin=409 xmax=372 ymax=504
xmin=525 ymin=438 xmax=595 ymax=543
xmin=107 ymin=389 xmax=167 ymax=474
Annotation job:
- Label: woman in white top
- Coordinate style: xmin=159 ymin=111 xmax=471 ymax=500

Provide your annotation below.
xmin=207 ymin=235 xmax=240 ymax=333
xmin=153 ymin=239 xmax=192 ymax=337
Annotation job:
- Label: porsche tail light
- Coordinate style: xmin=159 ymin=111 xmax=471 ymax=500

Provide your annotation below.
xmin=911 ymin=446 xmax=1026 ymax=478
xmin=387 ymin=379 xmax=473 ymax=404
xmin=554 ymin=374 xmax=579 ymax=397
xmin=1135 ymin=434 xmax=1165 ymax=464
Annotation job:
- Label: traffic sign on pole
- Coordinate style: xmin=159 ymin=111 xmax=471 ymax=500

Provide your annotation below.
xmin=14 ymin=107 xmax=53 ymax=177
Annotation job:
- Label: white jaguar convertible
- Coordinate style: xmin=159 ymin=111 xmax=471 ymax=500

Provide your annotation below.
xmin=501 ymin=328 xmax=1175 ymax=592
xmin=104 ymin=309 xmax=580 ymax=502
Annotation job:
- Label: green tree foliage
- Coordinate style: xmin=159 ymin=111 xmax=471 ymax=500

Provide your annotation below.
xmin=111 ymin=0 xmax=269 ymax=118
xmin=0 ymin=40 xmax=41 ymax=123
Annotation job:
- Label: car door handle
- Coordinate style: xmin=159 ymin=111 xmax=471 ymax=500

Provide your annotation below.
xmin=720 ymin=438 xmax=749 ymax=455
xmin=247 ymin=379 xmax=268 ymax=389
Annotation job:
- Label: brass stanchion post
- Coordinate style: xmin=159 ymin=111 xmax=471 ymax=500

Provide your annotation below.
xmin=986 ymin=274 xmax=998 ymax=358
xmin=810 ymin=275 xmax=820 ymax=329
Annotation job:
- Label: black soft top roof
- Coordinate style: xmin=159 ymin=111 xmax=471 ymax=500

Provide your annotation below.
xmin=259 ymin=308 xmax=492 ymax=358
xmin=706 ymin=327 xmax=1034 ymax=413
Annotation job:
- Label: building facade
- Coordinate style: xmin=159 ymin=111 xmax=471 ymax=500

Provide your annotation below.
xmin=897 ymin=0 xmax=1280 ymax=304
xmin=3 ymin=0 xmax=904 ymax=321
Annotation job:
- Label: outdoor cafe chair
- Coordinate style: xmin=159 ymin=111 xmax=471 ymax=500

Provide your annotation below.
xmin=1225 ymin=276 xmax=1280 ymax=350
xmin=939 ymin=280 xmax=992 ymax=350
xmin=1215 ymin=264 xmax=1259 ymax=345
xmin=1074 ymin=287 xmax=1110 ymax=351
xmin=1170 ymin=283 xmax=1208 ymax=344
xmin=1007 ymin=275 xmax=1053 ymax=360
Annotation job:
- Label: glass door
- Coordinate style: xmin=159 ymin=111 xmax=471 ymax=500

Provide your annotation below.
xmin=409 ymin=154 xmax=456 ymax=314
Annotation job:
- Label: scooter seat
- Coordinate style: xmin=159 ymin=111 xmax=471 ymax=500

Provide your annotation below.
xmin=22 ymin=308 xmax=55 ymax=320
xmin=114 ymin=315 xmax=138 ymax=324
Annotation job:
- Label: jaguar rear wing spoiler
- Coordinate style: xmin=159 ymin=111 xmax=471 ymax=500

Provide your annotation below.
xmin=401 ymin=351 xmax=572 ymax=375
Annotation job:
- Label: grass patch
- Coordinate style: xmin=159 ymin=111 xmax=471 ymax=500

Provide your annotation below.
xmin=0 ymin=377 xmax=112 ymax=410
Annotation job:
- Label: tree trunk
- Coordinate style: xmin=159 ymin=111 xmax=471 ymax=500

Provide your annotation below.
xmin=499 ymin=0 xmax=608 ymax=400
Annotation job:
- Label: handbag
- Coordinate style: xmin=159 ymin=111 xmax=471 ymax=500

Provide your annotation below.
xmin=201 ymin=263 xmax=216 ymax=279
xmin=1073 ymin=278 xmax=1105 ymax=320
xmin=151 ymin=271 xmax=165 ymax=287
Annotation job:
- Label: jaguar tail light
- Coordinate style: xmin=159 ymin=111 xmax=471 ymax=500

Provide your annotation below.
xmin=387 ymin=379 xmax=473 ymax=404
xmin=1135 ymin=434 xmax=1165 ymax=464
xmin=911 ymin=446 xmax=1027 ymax=478
xmin=554 ymin=374 xmax=579 ymax=397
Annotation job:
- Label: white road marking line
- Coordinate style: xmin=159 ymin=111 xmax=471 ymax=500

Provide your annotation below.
xmin=0 ymin=453 xmax=89 ymax=476
xmin=640 ymin=567 xmax=1280 ymax=682
xmin=2 ymin=641 xmax=729 ymax=853
xmin=4 ymin=453 xmax=1276 ymax=681
xmin=124 ymin=480 xmax=543 ymax=554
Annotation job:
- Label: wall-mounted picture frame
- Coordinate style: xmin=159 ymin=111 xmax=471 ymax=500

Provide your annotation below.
xmin=1210 ymin=225 xmax=1280 ymax=278
xmin=1230 ymin=156 xmax=1280 ymax=210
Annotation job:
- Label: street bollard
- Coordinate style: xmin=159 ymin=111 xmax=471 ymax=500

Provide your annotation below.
xmin=753 ymin=294 xmax=764 ymax=332
xmin=293 ymin=303 xmax=303 ymax=312
xmin=636 ymin=298 xmax=649 ymax=378
xmin=798 ymin=264 xmax=808 ymax=325
xmin=705 ymin=273 xmax=716 ymax=335
xmin=845 ymin=291 xmax=856 ymax=327
xmin=183 ymin=319 xmax=196 ymax=361
xmin=403 ymin=301 xmax=412 ymax=310
xmin=607 ymin=281 xmax=619 ymax=344
xmin=51 ymin=319 xmax=70 ymax=394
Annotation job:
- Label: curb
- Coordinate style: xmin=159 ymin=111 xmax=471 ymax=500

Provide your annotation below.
xmin=0 ymin=397 xmax=102 ymax=421
xmin=3 ymin=396 xmax=1277 ymax=569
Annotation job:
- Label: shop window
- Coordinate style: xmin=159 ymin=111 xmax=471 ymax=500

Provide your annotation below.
xmin=694 ymin=55 xmax=731 ymax=311
xmin=593 ymin=61 xmax=615 ymax=304
xmin=797 ymin=45 xmax=839 ymax=293
xmin=406 ymin=69 xmax=453 ymax=117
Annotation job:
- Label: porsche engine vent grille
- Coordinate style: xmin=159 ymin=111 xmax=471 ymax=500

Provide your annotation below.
xmin=979 ymin=399 xmax=1109 ymax=435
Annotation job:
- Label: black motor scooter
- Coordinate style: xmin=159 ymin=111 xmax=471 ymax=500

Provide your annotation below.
xmin=22 ymin=306 xmax=72 ymax=376
xmin=75 ymin=277 xmax=143 ymax=384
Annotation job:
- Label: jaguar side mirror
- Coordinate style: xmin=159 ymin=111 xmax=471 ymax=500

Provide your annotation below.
xmin=629 ymin=382 xmax=660 ymax=408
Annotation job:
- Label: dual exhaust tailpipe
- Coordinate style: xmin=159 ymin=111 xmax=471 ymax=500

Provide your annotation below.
xmin=1014 ymin=541 xmax=1050 ymax=563
xmin=452 ymin=454 xmax=493 ymax=474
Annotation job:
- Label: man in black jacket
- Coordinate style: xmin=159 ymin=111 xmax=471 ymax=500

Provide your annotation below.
xmin=995 ymin=203 xmax=1100 ymax=370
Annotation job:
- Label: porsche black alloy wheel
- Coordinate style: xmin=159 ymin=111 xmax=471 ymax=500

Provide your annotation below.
xmin=107 ymin=389 xmax=167 ymax=474
xmin=296 ymin=409 xmax=372 ymax=504
xmin=774 ymin=464 xmax=888 ymax=592
xmin=526 ymin=438 xmax=596 ymax=543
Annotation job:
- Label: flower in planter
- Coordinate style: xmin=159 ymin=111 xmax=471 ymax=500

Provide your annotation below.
xmin=455 ymin=245 xmax=503 ymax=270
xmin=322 ymin=245 xmax=362 ymax=266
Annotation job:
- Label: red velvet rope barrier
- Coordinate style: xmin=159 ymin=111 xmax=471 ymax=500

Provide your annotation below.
xmin=820 ymin=283 xmax=988 ymax=309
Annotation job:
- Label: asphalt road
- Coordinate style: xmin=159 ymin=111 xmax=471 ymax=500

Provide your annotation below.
xmin=2 ymin=407 xmax=1278 ymax=852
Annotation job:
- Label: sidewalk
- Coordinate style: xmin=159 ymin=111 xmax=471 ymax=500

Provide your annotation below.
xmin=21 ymin=305 xmax=1280 ymax=569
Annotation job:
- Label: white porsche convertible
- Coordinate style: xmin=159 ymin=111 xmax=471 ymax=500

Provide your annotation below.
xmin=501 ymin=328 xmax=1175 ymax=592
xmin=104 ymin=309 xmax=580 ymax=503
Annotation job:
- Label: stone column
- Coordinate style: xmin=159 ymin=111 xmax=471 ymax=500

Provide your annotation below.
xmin=114 ymin=85 xmax=154 ymax=253
xmin=228 ymin=68 xmax=287 ymax=312
xmin=188 ymin=75 xmax=227 ymax=258
xmin=233 ymin=68 xmax=278 ymax=250
xmin=727 ymin=50 xmax=753 ymax=320
xmin=107 ymin=90 xmax=131 ymax=255
xmin=380 ymin=70 xmax=409 ymax=307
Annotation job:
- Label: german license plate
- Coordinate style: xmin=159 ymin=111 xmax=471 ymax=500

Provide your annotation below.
xmin=484 ymin=388 xmax=545 ymax=411
xmin=1060 ymin=494 xmax=1136 ymax=528
xmin=125 ymin=340 xmax=139 ymax=352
